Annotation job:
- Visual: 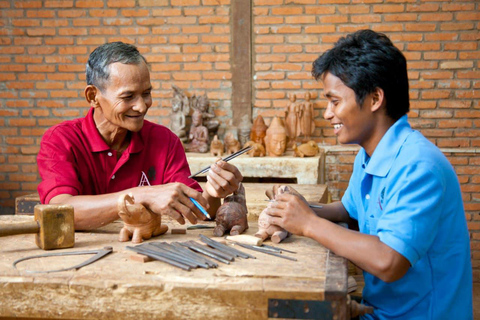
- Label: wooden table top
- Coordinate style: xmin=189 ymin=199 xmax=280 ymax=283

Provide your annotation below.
xmin=0 ymin=215 xmax=347 ymax=319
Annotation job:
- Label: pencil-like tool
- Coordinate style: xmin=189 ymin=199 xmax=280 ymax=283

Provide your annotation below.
xmin=189 ymin=197 xmax=211 ymax=220
xmin=265 ymin=200 xmax=323 ymax=210
xmin=188 ymin=146 xmax=252 ymax=178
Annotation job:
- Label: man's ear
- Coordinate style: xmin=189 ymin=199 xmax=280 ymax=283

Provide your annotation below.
xmin=370 ymin=87 xmax=385 ymax=113
xmin=84 ymin=85 xmax=100 ymax=108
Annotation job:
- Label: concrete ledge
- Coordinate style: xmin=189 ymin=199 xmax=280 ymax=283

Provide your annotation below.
xmin=187 ymin=150 xmax=325 ymax=184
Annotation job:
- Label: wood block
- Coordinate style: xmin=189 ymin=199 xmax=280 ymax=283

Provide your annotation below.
xmin=226 ymin=234 xmax=263 ymax=246
xmin=171 ymin=228 xmax=186 ymax=234
xmin=130 ymin=253 xmax=153 ymax=263
xmin=34 ymin=204 xmax=75 ymax=250
xmin=15 ymin=193 xmax=41 ymax=215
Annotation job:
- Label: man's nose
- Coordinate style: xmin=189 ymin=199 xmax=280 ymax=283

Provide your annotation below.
xmin=323 ymin=103 xmax=333 ymax=120
xmin=133 ymin=97 xmax=148 ymax=113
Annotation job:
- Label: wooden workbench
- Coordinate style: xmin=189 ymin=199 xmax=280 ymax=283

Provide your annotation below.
xmin=0 ymin=216 xmax=348 ymax=319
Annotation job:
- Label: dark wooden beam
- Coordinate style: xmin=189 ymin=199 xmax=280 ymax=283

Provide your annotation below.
xmin=231 ymin=0 xmax=252 ymax=127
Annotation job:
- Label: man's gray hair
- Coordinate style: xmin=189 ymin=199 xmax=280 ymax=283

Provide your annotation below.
xmin=86 ymin=42 xmax=147 ymax=91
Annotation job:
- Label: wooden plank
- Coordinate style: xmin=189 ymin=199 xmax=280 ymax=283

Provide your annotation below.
xmin=0 ymin=219 xmax=347 ymax=319
xmin=231 ymin=0 xmax=252 ymax=127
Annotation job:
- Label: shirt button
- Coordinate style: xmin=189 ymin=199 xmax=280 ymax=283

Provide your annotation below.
xmin=366 ymin=194 xmax=370 ymax=200
xmin=111 ymin=175 xmax=115 ymax=180
xmin=108 ymin=152 xmax=113 ymax=157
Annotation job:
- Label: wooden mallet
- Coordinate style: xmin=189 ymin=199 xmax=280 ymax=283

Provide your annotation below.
xmin=0 ymin=204 xmax=74 ymax=250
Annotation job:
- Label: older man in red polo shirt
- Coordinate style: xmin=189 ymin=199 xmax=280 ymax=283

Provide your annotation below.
xmin=37 ymin=42 xmax=242 ymax=230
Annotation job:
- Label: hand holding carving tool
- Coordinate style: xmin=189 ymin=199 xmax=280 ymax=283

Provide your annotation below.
xmin=188 ymin=146 xmax=252 ymax=178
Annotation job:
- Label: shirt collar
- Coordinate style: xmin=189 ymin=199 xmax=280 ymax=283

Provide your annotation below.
xmin=82 ymin=107 xmax=145 ymax=154
xmin=363 ymin=115 xmax=413 ymax=177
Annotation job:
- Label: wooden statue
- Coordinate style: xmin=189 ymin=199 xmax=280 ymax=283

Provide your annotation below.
xmin=264 ymin=117 xmax=287 ymax=157
xmin=238 ymin=114 xmax=252 ymax=147
xmin=300 ymin=92 xmax=315 ymax=141
xmin=117 ymin=193 xmax=168 ymax=244
xmin=210 ymin=135 xmax=224 ymax=157
xmin=185 ymin=110 xmax=209 ymax=153
xmin=191 ymin=93 xmax=219 ymax=138
xmin=255 ymin=185 xmax=305 ymax=243
xmin=293 ymin=140 xmax=319 ymax=157
xmin=170 ymin=85 xmax=190 ymax=142
xmin=224 ymin=131 xmax=241 ymax=155
xmin=250 ymin=115 xmax=268 ymax=147
xmin=243 ymin=141 xmax=266 ymax=157
xmin=285 ymin=93 xmax=301 ymax=148
xmin=213 ymin=183 xmax=248 ymax=237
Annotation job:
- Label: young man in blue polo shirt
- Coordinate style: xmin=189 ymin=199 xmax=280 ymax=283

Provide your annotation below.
xmin=265 ymin=29 xmax=472 ymax=319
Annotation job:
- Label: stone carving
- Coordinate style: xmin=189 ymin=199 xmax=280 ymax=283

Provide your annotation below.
xmin=285 ymin=93 xmax=301 ymax=148
xmin=210 ymin=135 xmax=224 ymax=157
xmin=238 ymin=114 xmax=252 ymax=147
xmin=190 ymin=93 xmax=219 ymax=139
xmin=243 ymin=141 xmax=266 ymax=157
xmin=250 ymin=115 xmax=268 ymax=147
xmin=185 ymin=110 xmax=209 ymax=153
xmin=224 ymin=131 xmax=241 ymax=155
xmin=117 ymin=193 xmax=168 ymax=244
xmin=293 ymin=140 xmax=319 ymax=157
xmin=213 ymin=183 xmax=248 ymax=237
xmin=300 ymin=92 xmax=315 ymax=141
xmin=265 ymin=117 xmax=287 ymax=157
xmin=170 ymin=85 xmax=190 ymax=142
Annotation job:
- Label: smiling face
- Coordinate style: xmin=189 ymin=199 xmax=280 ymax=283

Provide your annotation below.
xmin=94 ymin=61 xmax=152 ymax=133
xmin=322 ymin=72 xmax=386 ymax=155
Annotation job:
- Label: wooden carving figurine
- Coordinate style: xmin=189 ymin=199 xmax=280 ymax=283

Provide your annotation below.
xmin=210 ymin=135 xmax=224 ymax=157
xmin=243 ymin=141 xmax=266 ymax=157
xmin=185 ymin=110 xmax=209 ymax=153
xmin=170 ymin=85 xmax=190 ymax=142
xmin=300 ymin=92 xmax=315 ymax=141
xmin=117 ymin=193 xmax=168 ymax=244
xmin=285 ymin=93 xmax=301 ymax=148
xmin=213 ymin=183 xmax=248 ymax=237
xmin=250 ymin=115 xmax=268 ymax=147
xmin=238 ymin=114 xmax=252 ymax=147
xmin=224 ymin=131 xmax=241 ymax=155
xmin=264 ymin=117 xmax=287 ymax=157
xmin=293 ymin=140 xmax=319 ymax=157
xmin=255 ymin=185 xmax=304 ymax=243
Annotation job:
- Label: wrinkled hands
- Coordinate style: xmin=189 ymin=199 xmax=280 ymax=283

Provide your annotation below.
xmin=264 ymin=185 xmax=313 ymax=236
xmin=204 ymin=160 xmax=243 ymax=198
xmin=142 ymin=183 xmax=209 ymax=225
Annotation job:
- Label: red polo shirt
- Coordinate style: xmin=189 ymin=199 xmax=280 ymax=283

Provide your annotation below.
xmin=37 ymin=108 xmax=201 ymax=204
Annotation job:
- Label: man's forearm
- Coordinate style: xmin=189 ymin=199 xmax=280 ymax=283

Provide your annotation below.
xmin=203 ymin=190 xmax=221 ymax=219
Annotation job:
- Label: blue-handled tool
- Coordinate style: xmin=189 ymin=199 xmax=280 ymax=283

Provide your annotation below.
xmin=189 ymin=197 xmax=211 ymax=220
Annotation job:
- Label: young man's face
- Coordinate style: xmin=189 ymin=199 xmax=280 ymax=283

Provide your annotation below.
xmin=96 ymin=61 xmax=152 ymax=132
xmin=322 ymin=72 xmax=378 ymax=153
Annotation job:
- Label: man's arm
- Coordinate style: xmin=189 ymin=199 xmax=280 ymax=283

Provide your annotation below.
xmin=265 ymin=194 xmax=410 ymax=282
xmin=50 ymin=183 xmax=209 ymax=230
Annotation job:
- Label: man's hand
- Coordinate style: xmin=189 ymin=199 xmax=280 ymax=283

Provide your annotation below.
xmin=204 ymin=160 xmax=243 ymax=198
xmin=140 ymin=182 xmax=209 ymax=225
xmin=264 ymin=193 xmax=315 ymax=237
xmin=265 ymin=184 xmax=308 ymax=202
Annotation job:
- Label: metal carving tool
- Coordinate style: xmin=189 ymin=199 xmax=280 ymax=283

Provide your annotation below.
xmin=199 ymin=234 xmax=255 ymax=259
xmin=188 ymin=146 xmax=252 ymax=178
xmin=13 ymin=246 xmax=113 ymax=273
xmin=261 ymin=244 xmax=296 ymax=254
xmin=265 ymin=199 xmax=323 ymax=210
xmin=233 ymin=242 xmax=297 ymax=261
xmin=127 ymin=245 xmax=191 ymax=271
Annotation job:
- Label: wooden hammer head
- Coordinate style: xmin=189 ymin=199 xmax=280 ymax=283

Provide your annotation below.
xmin=34 ymin=204 xmax=75 ymax=250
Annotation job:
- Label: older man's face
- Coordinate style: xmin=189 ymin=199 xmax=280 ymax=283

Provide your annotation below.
xmin=96 ymin=61 xmax=152 ymax=132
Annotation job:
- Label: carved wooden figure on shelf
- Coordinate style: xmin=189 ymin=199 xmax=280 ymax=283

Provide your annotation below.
xmin=210 ymin=135 xmax=224 ymax=157
xmin=238 ymin=114 xmax=252 ymax=147
xmin=213 ymin=183 xmax=248 ymax=237
xmin=250 ymin=115 xmax=268 ymax=147
xmin=185 ymin=111 xmax=209 ymax=153
xmin=285 ymin=93 xmax=301 ymax=148
xmin=293 ymin=140 xmax=319 ymax=157
xmin=170 ymin=85 xmax=190 ymax=142
xmin=264 ymin=117 xmax=287 ymax=157
xmin=191 ymin=93 xmax=219 ymax=138
xmin=243 ymin=141 xmax=266 ymax=157
xmin=300 ymin=92 xmax=315 ymax=141
xmin=224 ymin=131 xmax=241 ymax=155
xmin=117 ymin=193 xmax=168 ymax=244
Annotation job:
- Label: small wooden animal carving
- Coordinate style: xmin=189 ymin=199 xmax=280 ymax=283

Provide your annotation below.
xmin=224 ymin=132 xmax=241 ymax=155
xmin=255 ymin=185 xmax=303 ymax=243
xmin=213 ymin=183 xmax=248 ymax=237
xmin=293 ymin=140 xmax=319 ymax=157
xmin=210 ymin=135 xmax=224 ymax=157
xmin=118 ymin=193 xmax=168 ymax=244
xmin=243 ymin=141 xmax=266 ymax=157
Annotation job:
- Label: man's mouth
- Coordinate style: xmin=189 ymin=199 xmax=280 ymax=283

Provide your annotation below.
xmin=333 ymin=124 xmax=343 ymax=130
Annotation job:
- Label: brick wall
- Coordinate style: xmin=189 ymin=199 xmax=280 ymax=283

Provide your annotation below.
xmin=0 ymin=1 xmax=479 ymax=279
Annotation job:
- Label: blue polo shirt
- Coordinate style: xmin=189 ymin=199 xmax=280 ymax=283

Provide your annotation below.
xmin=342 ymin=115 xmax=472 ymax=319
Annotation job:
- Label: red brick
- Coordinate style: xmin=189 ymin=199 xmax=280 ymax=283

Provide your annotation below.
xmin=76 ymin=0 xmax=103 ymax=7
xmin=440 ymin=23 xmax=475 ymax=31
